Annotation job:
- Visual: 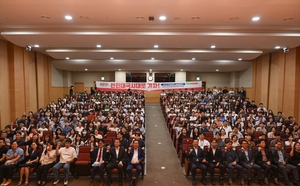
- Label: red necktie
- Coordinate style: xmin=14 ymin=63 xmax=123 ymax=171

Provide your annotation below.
xmin=97 ymin=148 xmax=102 ymax=162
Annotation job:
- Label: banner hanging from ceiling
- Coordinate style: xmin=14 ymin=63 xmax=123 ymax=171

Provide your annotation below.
xmin=95 ymin=81 xmax=202 ymax=92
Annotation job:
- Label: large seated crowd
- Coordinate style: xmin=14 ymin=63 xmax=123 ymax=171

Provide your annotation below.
xmin=0 ymin=89 xmax=146 ymax=186
xmin=160 ymin=87 xmax=300 ymax=186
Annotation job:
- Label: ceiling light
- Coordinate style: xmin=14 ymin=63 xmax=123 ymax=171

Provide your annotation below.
xmin=66 ymin=57 xmax=69 ymax=60
xmin=238 ymin=58 xmax=242 ymax=61
xmin=151 ymin=58 xmax=155 ymax=60
xmin=252 ymin=16 xmax=260 ymax=21
xmin=192 ymin=58 xmax=195 ymax=60
xmin=65 ymin=15 xmax=73 ymax=20
xmin=110 ymin=57 xmax=114 ymax=60
xmin=34 ymin=44 xmax=39 ymax=47
xmin=216 ymin=69 xmax=219 ymax=71
xmin=118 ymin=69 xmax=121 ymax=71
xmin=180 ymin=69 xmax=183 ymax=71
xmin=275 ymin=46 xmax=280 ymax=49
xmin=96 ymin=45 xmax=101 ymax=48
xmin=85 ymin=69 xmax=88 ymax=71
xmin=159 ymin=16 xmax=166 ymax=21
xmin=154 ymin=45 xmax=159 ymax=48
xmin=211 ymin=45 xmax=216 ymax=48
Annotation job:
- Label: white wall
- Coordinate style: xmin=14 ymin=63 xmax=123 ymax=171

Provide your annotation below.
xmin=186 ymin=72 xmax=231 ymax=88
xmin=72 ymin=71 xmax=115 ymax=87
xmin=175 ymin=71 xmax=186 ymax=82
xmin=115 ymin=71 xmax=126 ymax=82
xmin=239 ymin=64 xmax=252 ymax=87
xmin=229 ymin=72 xmax=239 ymax=87
xmin=52 ymin=64 xmax=64 ymax=87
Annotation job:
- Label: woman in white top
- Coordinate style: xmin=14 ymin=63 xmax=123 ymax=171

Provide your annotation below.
xmin=73 ymin=135 xmax=84 ymax=157
xmin=36 ymin=142 xmax=57 ymax=186
xmin=231 ymin=135 xmax=240 ymax=150
xmin=67 ymin=129 xmax=76 ymax=142
xmin=285 ymin=135 xmax=295 ymax=147
xmin=267 ymin=127 xmax=277 ymax=139
xmin=93 ymin=129 xmax=103 ymax=140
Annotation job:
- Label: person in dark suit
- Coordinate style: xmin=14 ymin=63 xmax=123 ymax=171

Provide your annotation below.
xmin=254 ymin=140 xmax=279 ymax=185
xmin=271 ymin=141 xmax=300 ymax=186
xmin=106 ymin=139 xmax=127 ymax=186
xmin=187 ymin=139 xmax=207 ymax=186
xmin=126 ymin=140 xmax=144 ymax=186
xmin=206 ymin=138 xmax=225 ymax=186
xmin=238 ymin=140 xmax=263 ymax=186
xmin=222 ymin=140 xmax=244 ymax=186
xmin=111 ymin=133 xmax=129 ymax=151
xmin=129 ymin=135 xmax=145 ymax=150
xmin=240 ymin=87 xmax=246 ymax=99
xmin=90 ymin=139 xmax=108 ymax=186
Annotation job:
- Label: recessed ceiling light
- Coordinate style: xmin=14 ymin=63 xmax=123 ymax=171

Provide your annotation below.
xmin=110 ymin=57 xmax=114 ymax=60
xmin=216 ymin=69 xmax=219 ymax=71
xmin=275 ymin=46 xmax=280 ymax=49
xmin=85 ymin=69 xmax=88 ymax=71
xmin=238 ymin=58 xmax=242 ymax=61
xmin=211 ymin=45 xmax=216 ymax=48
xmin=192 ymin=58 xmax=195 ymax=60
xmin=151 ymin=58 xmax=155 ymax=60
xmin=154 ymin=45 xmax=159 ymax=48
xmin=118 ymin=69 xmax=121 ymax=71
xmin=180 ymin=69 xmax=183 ymax=71
xmin=65 ymin=15 xmax=73 ymax=20
xmin=66 ymin=57 xmax=69 ymax=60
xmin=96 ymin=45 xmax=101 ymax=48
xmin=34 ymin=44 xmax=39 ymax=47
xmin=252 ymin=16 xmax=260 ymax=21
xmin=159 ymin=16 xmax=166 ymax=21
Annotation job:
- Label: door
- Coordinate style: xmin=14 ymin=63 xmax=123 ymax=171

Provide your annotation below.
xmin=74 ymin=82 xmax=84 ymax=93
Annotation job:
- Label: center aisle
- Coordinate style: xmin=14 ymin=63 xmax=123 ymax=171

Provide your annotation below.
xmin=141 ymin=104 xmax=191 ymax=186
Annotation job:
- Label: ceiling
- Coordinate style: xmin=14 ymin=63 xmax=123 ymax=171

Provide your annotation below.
xmin=1 ymin=0 xmax=300 ymax=72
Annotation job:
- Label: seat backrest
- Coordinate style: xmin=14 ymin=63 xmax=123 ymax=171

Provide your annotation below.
xmin=182 ymin=138 xmax=193 ymax=144
xmin=77 ymin=146 xmax=91 ymax=161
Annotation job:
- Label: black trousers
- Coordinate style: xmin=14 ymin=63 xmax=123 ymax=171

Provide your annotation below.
xmin=208 ymin=162 xmax=225 ymax=178
xmin=36 ymin=163 xmax=55 ymax=182
xmin=90 ymin=164 xmax=106 ymax=181
xmin=106 ymin=163 xmax=123 ymax=183
xmin=0 ymin=163 xmax=18 ymax=180
xmin=259 ymin=162 xmax=279 ymax=178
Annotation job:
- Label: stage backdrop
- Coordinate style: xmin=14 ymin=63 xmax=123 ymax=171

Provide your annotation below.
xmin=95 ymin=81 xmax=202 ymax=92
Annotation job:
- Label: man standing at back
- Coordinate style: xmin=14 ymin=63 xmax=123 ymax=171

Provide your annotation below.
xmin=106 ymin=139 xmax=127 ymax=186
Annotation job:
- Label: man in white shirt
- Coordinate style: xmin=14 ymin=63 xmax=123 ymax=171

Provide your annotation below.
xmin=198 ymin=133 xmax=210 ymax=150
xmin=221 ymin=120 xmax=232 ymax=137
xmin=126 ymin=140 xmax=145 ymax=186
xmin=53 ymin=139 xmax=76 ymax=186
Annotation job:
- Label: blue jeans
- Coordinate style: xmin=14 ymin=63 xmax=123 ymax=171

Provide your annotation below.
xmin=126 ymin=164 xmax=142 ymax=180
xmin=52 ymin=162 xmax=70 ymax=181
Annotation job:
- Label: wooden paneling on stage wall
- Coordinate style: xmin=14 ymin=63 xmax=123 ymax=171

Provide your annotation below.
xmin=0 ymin=40 xmax=52 ymax=129
xmin=252 ymin=46 xmax=300 ymax=120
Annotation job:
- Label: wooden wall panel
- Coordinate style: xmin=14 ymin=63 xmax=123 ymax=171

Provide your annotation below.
xmin=23 ymin=50 xmax=37 ymax=112
xmin=252 ymin=46 xmax=300 ymax=119
xmin=36 ymin=53 xmax=51 ymax=108
xmin=145 ymin=92 xmax=160 ymax=104
xmin=282 ymin=48 xmax=297 ymax=117
xmin=9 ymin=45 xmax=26 ymax=120
xmin=0 ymin=40 xmax=10 ymax=129
xmin=260 ymin=54 xmax=270 ymax=107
